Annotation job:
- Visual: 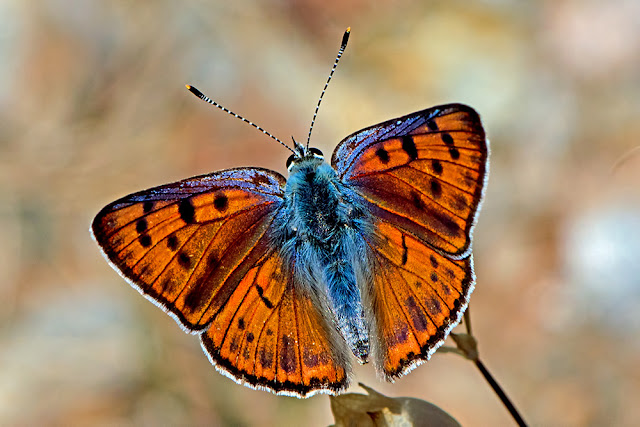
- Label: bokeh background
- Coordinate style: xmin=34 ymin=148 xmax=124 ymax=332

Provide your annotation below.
xmin=2 ymin=1 xmax=639 ymax=426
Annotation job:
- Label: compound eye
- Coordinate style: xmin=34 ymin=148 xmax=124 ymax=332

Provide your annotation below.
xmin=286 ymin=154 xmax=296 ymax=170
xmin=309 ymin=147 xmax=324 ymax=157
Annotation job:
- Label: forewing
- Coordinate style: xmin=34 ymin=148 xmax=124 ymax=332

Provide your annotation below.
xmin=201 ymin=248 xmax=350 ymax=397
xmin=332 ymin=104 xmax=488 ymax=257
xmin=91 ymin=168 xmax=286 ymax=332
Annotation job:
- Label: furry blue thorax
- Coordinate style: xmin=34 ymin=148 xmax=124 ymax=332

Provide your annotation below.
xmin=273 ymin=156 xmax=372 ymax=362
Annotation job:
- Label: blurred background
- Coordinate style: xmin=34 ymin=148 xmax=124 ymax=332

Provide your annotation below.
xmin=1 ymin=0 xmax=639 ymax=425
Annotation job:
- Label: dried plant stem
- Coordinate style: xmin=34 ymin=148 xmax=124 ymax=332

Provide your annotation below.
xmin=450 ymin=306 xmax=528 ymax=426
xmin=473 ymin=359 xmax=527 ymax=427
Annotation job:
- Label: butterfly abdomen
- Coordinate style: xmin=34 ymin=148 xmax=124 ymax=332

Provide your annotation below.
xmin=279 ymin=159 xmax=372 ymax=362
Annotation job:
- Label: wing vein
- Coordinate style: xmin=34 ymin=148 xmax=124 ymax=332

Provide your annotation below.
xmin=405 ymin=165 xmax=478 ymax=196
xmin=367 ymin=241 xmax=422 ymax=346
xmin=194 ymin=212 xmax=280 ymax=324
xmin=385 ymin=170 xmax=469 ymax=222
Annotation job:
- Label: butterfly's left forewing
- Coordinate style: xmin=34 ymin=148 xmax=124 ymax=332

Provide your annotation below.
xmin=91 ymin=168 xmax=286 ymax=331
xmin=333 ymin=104 xmax=488 ymax=379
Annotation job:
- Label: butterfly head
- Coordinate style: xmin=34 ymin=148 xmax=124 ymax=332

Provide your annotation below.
xmin=286 ymin=138 xmax=324 ymax=172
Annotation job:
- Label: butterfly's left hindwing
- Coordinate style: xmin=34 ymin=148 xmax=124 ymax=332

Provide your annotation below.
xmin=201 ymin=248 xmax=350 ymax=397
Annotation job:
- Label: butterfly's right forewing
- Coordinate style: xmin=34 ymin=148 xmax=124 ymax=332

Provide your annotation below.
xmin=333 ymin=104 xmax=488 ymax=257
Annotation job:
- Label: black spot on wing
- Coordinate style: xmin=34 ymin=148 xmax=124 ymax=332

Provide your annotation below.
xmin=411 ymin=191 xmax=425 ymax=211
xmin=179 ymin=199 xmax=195 ymax=223
xmin=184 ymin=284 xmax=207 ymax=314
xmin=431 ymin=159 xmax=443 ymax=175
xmin=433 ymin=210 xmax=461 ymax=237
xmin=402 ymin=135 xmax=418 ymax=161
xmin=280 ymin=335 xmax=296 ymax=374
xmin=139 ymin=234 xmax=152 ymax=248
xmin=429 ymin=255 xmax=438 ymax=268
xmin=405 ymin=296 xmax=429 ymax=332
xmin=139 ymin=234 xmax=153 ymax=248
xmin=430 ymin=180 xmax=442 ymax=198
xmin=214 ymin=194 xmax=228 ymax=211
xmin=207 ymin=253 xmax=218 ymax=267
xmin=391 ymin=324 xmax=409 ymax=345
xmin=427 ymin=297 xmax=442 ymax=315
xmin=453 ymin=194 xmax=467 ymax=212
xmin=303 ymin=350 xmax=320 ymax=368
xmin=255 ymin=285 xmax=274 ymax=309
xmin=401 ymin=234 xmax=408 ymax=265
xmin=260 ymin=348 xmax=273 ymax=368
xmin=167 ymin=234 xmax=179 ymax=251
xmin=376 ymin=148 xmax=390 ymax=164
xmin=136 ymin=219 xmax=148 ymax=233
xmin=178 ymin=252 xmax=191 ymax=269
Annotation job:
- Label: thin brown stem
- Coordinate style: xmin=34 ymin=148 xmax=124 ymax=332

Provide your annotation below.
xmin=475 ymin=359 xmax=528 ymax=427
xmin=450 ymin=304 xmax=528 ymax=426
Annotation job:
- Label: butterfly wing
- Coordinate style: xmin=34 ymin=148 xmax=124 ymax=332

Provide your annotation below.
xmin=201 ymin=247 xmax=349 ymax=397
xmin=332 ymin=104 xmax=488 ymax=379
xmin=364 ymin=222 xmax=476 ymax=379
xmin=333 ymin=104 xmax=487 ymax=257
xmin=92 ymin=167 xmax=349 ymax=396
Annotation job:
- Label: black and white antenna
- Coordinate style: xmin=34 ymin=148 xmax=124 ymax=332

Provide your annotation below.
xmin=185 ymin=27 xmax=351 ymax=156
xmin=185 ymin=84 xmax=296 ymax=155
xmin=306 ymin=27 xmax=351 ymax=150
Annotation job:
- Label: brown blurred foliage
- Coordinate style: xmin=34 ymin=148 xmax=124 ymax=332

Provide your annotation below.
xmin=1 ymin=1 xmax=639 ymax=426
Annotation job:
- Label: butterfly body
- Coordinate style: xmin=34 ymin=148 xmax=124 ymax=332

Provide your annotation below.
xmin=277 ymin=154 xmax=372 ymax=362
xmin=92 ymin=103 xmax=488 ymax=397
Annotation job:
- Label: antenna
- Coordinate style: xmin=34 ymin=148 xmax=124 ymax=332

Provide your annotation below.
xmin=185 ymin=84 xmax=295 ymax=155
xmin=306 ymin=27 xmax=351 ymax=150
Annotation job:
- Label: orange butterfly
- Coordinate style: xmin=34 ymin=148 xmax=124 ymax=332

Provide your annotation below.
xmin=91 ymin=29 xmax=489 ymax=397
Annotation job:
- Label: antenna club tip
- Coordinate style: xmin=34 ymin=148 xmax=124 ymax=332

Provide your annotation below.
xmin=186 ymin=84 xmax=204 ymax=98
xmin=341 ymin=28 xmax=351 ymax=47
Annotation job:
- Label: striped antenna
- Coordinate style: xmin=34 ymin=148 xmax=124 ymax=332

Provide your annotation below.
xmin=306 ymin=27 xmax=351 ymax=150
xmin=185 ymin=85 xmax=295 ymax=155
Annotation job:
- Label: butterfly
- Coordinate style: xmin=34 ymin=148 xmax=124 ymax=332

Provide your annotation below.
xmin=91 ymin=29 xmax=489 ymax=398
